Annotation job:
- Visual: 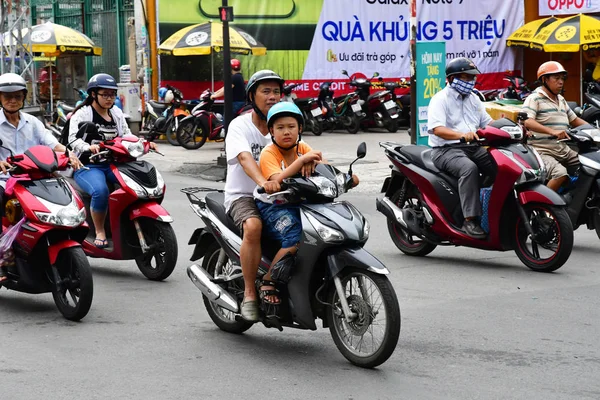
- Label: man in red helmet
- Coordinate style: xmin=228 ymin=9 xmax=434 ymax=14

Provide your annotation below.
xmin=211 ymin=58 xmax=246 ymax=116
xmin=523 ymin=61 xmax=587 ymax=192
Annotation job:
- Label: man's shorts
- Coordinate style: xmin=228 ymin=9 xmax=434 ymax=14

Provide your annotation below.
xmin=228 ymin=196 xmax=261 ymax=231
xmin=256 ymin=201 xmax=302 ymax=249
xmin=532 ymin=142 xmax=579 ymax=180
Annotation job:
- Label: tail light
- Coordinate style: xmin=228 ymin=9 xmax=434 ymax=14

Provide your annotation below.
xmin=384 ymin=93 xmax=392 ymax=102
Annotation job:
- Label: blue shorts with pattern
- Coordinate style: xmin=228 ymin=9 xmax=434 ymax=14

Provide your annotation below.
xmin=256 ymin=200 xmax=302 ymax=249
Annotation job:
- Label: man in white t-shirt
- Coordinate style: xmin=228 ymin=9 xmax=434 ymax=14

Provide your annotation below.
xmin=224 ymin=70 xmax=284 ymax=322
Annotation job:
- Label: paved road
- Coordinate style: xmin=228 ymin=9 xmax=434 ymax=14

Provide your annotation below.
xmin=3 ymin=131 xmax=600 ymax=400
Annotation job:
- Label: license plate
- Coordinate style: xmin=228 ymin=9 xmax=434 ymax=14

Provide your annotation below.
xmin=311 ymin=108 xmax=322 ymax=117
xmin=384 ymin=100 xmax=397 ymax=110
xmin=351 ymin=103 xmax=362 ymax=112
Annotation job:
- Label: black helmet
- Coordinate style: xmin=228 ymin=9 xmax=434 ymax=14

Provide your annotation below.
xmin=87 ymin=73 xmax=118 ymax=94
xmin=246 ymin=69 xmax=284 ymax=102
xmin=445 ymin=57 xmax=480 ymax=78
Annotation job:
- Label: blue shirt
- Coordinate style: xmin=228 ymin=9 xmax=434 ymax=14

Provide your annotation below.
xmin=427 ymin=86 xmax=492 ymax=147
xmin=0 ymin=110 xmax=59 ymax=181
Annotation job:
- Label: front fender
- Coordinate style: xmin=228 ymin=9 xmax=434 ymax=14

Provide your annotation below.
xmin=129 ymin=202 xmax=173 ymax=222
xmin=49 ymin=240 xmax=81 ymax=265
xmin=327 ymin=247 xmax=389 ymax=278
xmin=518 ymin=183 xmax=566 ymax=206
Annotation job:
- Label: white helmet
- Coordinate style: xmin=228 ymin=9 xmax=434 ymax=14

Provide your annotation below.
xmin=164 ymin=89 xmax=174 ymax=103
xmin=0 ymin=73 xmax=27 ymax=93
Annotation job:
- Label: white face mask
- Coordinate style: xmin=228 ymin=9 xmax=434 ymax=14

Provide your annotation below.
xmin=451 ymin=77 xmax=476 ymax=96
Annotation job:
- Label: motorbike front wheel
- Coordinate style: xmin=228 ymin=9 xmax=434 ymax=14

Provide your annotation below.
xmin=327 ymin=268 xmax=401 ymax=368
xmin=165 ymin=116 xmax=184 ymax=146
xmin=52 ymin=247 xmax=94 ymax=321
xmin=177 ymin=119 xmax=207 ymax=150
xmin=387 ymin=187 xmax=437 ymax=256
xmin=135 ymin=219 xmax=178 ymax=281
xmin=202 ymin=242 xmax=254 ymax=334
xmin=513 ymin=204 xmax=573 ymax=272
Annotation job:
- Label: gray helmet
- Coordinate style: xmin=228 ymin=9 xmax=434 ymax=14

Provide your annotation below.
xmin=446 ymin=57 xmax=481 ymax=78
xmin=245 ymin=69 xmax=284 ymax=102
xmin=0 ymin=73 xmax=27 ymax=93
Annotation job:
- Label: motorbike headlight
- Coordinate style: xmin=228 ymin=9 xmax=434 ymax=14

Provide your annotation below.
xmin=122 ymin=139 xmax=145 ymax=158
xmin=35 ymin=198 xmax=86 ymax=227
xmin=121 ymin=173 xmax=148 ymax=198
xmin=308 ymin=176 xmax=337 ymax=198
xmin=305 ymin=213 xmax=344 ymax=243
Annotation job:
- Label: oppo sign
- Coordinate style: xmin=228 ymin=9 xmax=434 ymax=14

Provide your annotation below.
xmin=539 ymin=0 xmax=600 ymax=15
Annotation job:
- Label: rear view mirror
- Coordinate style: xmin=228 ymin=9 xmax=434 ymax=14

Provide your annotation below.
xmin=373 ymin=72 xmax=380 ymax=78
xmin=341 ymin=70 xmax=349 ymax=76
xmin=357 ymin=142 xmax=367 ymax=158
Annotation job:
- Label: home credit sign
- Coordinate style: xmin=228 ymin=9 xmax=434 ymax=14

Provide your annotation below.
xmin=539 ymin=0 xmax=600 ymax=16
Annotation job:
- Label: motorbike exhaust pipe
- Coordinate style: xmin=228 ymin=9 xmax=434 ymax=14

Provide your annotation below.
xmin=187 ymin=264 xmax=239 ymax=313
xmin=376 ymin=196 xmax=408 ymax=229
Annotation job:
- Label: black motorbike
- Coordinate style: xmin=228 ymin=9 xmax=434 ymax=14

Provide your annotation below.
xmin=181 ymin=143 xmax=401 ymax=368
xmin=314 ymin=81 xmax=364 ymax=134
xmin=140 ymin=85 xmax=189 ymax=146
xmin=556 ymin=124 xmax=600 ymax=238
xmin=281 ymin=82 xmax=323 ymax=136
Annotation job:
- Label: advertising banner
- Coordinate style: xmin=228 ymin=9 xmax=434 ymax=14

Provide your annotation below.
xmin=158 ymin=0 xmax=523 ymax=98
xmin=415 ymin=41 xmax=446 ymax=145
xmin=539 ymin=0 xmax=600 ymax=16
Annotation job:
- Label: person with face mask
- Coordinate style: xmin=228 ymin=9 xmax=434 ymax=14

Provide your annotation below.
xmin=427 ymin=57 xmax=497 ymax=239
xmin=523 ymin=61 xmax=587 ymax=193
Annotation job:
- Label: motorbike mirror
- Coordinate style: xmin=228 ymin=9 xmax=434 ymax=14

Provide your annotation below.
xmin=348 ymin=142 xmax=367 ymax=176
xmin=517 ymin=112 xmax=529 ymax=121
xmin=372 ymin=72 xmax=380 ymax=78
xmin=341 ymin=70 xmax=349 ymax=76
xmin=585 ymin=68 xmax=594 ymax=82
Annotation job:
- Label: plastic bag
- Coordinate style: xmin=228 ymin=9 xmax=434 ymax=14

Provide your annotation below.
xmin=0 ymin=217 xmax=25 ymax=267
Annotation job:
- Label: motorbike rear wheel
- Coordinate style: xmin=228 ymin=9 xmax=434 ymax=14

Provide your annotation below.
xmin=311 ymin=119 xmax=323 ymax=136
xmin=343 ymin=114 xmax=360 ymax=134
xmin=177 ymin=119 xmax=207 ymax=150
xmin=513 ymin=204 xmax=573 ymax=272
xmin=385 ymin=119 xmax=398 ymax=133
xmin=202 ymin=242 xmax=253 ymax=334
xmin=166 ymin=116 xmax=184 ymax=146
xmin=52 ymin=247 xmax=93 ymax=321
xmin=327 ymin=268 xmax=401 ymax=368
xmin=387 ymin=187 xmax=437 ymax=256
xmin=135 ymin=219 xmax=178 ymax=281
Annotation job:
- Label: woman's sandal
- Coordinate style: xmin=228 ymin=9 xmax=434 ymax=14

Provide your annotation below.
xmin=259 ymin=280 xmax=280 ymax=317
xmin=94 ymin=238 xmax=109 ymax=249
xmin=0 ymin=268 xmax=7 ymax=283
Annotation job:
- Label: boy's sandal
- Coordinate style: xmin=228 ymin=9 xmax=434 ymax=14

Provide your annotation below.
xmin=259 ymin=280 xmax=280 ymax=305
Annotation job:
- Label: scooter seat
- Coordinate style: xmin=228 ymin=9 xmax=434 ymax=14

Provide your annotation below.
xmin=148 ymin=100 xmax=170 ymax=112
xmin=205 ymin=192 xmax=242 ymax=237
xmin=399 ymin=146 xmax=458 ymax=187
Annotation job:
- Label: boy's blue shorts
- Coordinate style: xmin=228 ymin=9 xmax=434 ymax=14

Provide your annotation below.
xmin=256 ymin=201 xmax=302 ymax=248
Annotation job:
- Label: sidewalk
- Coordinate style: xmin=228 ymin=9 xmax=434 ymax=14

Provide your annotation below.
xmin=145 ymin=129 xmax=412 ymax=192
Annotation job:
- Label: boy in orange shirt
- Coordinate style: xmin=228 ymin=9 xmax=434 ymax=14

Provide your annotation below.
xmin=254 ymin=102 xmax=323 ymax=307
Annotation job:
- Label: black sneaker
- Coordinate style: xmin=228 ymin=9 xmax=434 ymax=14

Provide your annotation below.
xmin=462 ymin=219 xmax=487 ymax=239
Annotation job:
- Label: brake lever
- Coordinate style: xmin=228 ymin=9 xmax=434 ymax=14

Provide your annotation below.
xmin=150 ymin=149 xmax=164 ymax=156
xmin=266 ymin=189 xmax=293 ymax=200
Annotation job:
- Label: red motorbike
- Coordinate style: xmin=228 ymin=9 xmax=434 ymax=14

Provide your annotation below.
xmin=175 ymin=89 xmax=224 ymax=150
xmin=0 ymin=143 xmax=93 ymax=320
xmin=376 ymin=117 xmax=574 ymax=272
xmin=68 ymin=125 xmax=177 ymax=280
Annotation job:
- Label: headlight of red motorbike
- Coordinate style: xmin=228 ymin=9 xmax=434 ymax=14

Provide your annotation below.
xmin=5 ymin=199 xmax=22 ymax=225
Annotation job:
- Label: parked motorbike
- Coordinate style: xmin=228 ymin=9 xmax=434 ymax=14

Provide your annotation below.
xmin=140 ymin=85 xmax=189 ymax=146
xmin=314 ymin=81 xmax=364 ymax=134
xmin=0 ymin=141 xmax=93 ymax=320
xmin=182 ymin=143 xmax=401 ymax=368
xmin=176 ymin=89 xmax=224 ymax=150
xmin=45 ymin=88 xmax=89 ymax=140
xmin=343 ymin=70 xmax=400 ymax=133
xmin=67 ymin=124 xmax=177 ymax=281
xmin=381 ymin=78 xmax=410 ymax=127
xmin=496 ymin=75 xmax=531 ymax=101
xmin=282 ymin=82 xmax=323 ymax=136
xmin=376 ymin=117 xmax=573 ymax=272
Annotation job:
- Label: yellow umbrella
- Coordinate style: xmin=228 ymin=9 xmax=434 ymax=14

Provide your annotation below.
xmin=529 ymin=14 xmax=600 ymax=52
xmin=506 ymin=16 xmax=561 ymax=49
xmin=158 ymin=21 xmax=266 ymax=56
